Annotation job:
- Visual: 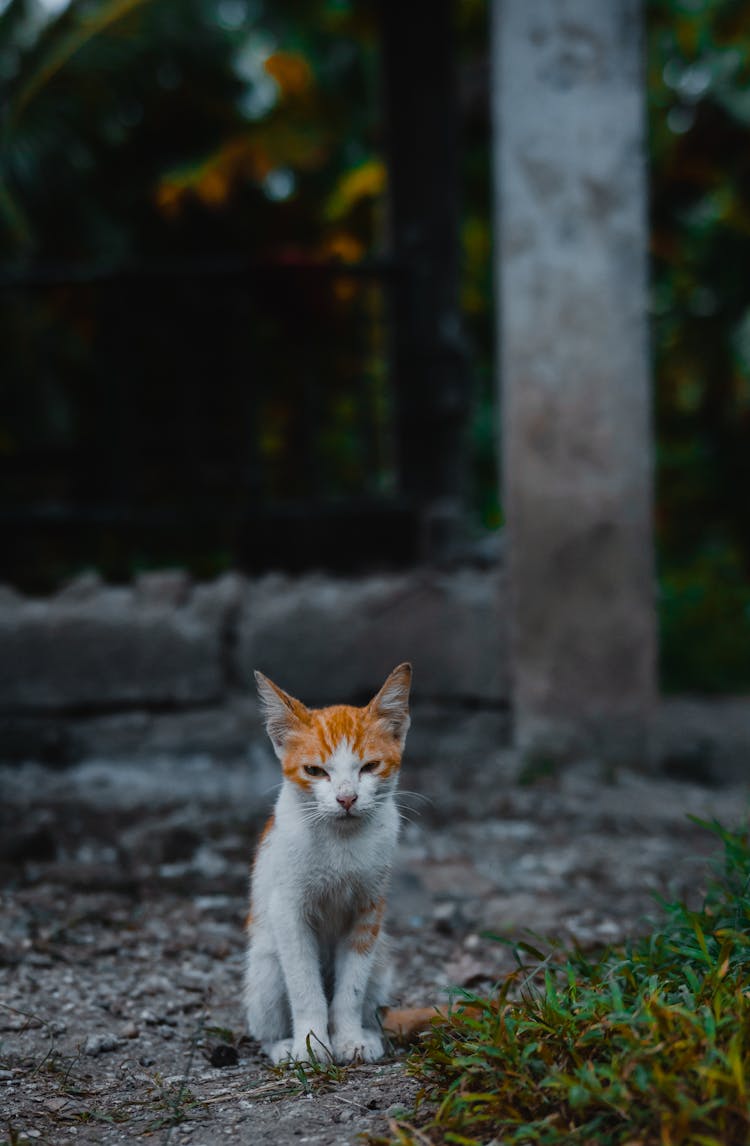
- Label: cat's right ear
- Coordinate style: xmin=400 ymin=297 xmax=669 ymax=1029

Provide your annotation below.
xmin=254 ymin=671 xmax=309 ymax=760
xmin=367 ymin=662 xmax=412 ymax=743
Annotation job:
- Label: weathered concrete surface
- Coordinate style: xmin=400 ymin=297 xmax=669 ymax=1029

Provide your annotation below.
xmin=237 ymin=568 xmax=508 ymax=706
xmin=0 ymin=696 xmax=264 ymax=767
xmin=1 ymin=751 xmax=746 ymax=1144
xmin=656 ymin=697 xmax=750 ymax=785
xmin=0 ymin=571 xmax=241 ymax=714
xmin=0 ymin=567 xmax=509 ymax=763
xmin=2 ymin=568 xmax=749 ymax=782
xmin=494 ymin=0 xmax=656 ymax=761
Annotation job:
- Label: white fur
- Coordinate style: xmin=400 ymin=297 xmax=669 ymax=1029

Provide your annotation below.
xmin=244 ymin=669 xmax=410 ymax=1066
xmin=243 ymin=757 xmax=399 ymax=1063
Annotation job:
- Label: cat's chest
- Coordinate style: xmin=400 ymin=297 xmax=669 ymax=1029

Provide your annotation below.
xmin=300 ymin=831 xmax=388 ymax=893
xmin=302 ymin=871 xmax=374 ymax=935
xmin=296 ymin=830 xmax=392 ymax=926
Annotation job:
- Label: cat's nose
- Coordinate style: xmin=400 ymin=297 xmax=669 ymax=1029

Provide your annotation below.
xmin=336 ymin=793 xmax=358 ymax=812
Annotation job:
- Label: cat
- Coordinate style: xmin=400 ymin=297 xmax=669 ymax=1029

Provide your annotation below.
xmin=243 ymin=662 xmax=412 ymax=1065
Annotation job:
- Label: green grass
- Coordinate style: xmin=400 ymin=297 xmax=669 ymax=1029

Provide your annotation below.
xmin=377 ymin=818 xmax=750 ymax=1146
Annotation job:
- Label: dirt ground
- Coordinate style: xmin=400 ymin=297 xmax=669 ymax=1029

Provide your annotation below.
xmin=1 ymin=742 xmax=748 ymax=1146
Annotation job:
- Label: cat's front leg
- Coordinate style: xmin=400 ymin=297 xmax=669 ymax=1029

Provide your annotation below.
xmin=331 ymin=899 xmax=386 ymax=1063
xmin=269 ymin=893 xmax=332 ymax=1064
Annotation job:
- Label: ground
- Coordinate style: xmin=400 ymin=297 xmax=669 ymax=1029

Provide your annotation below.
xmin=1 ymin=744 xmax=747 ymax=1145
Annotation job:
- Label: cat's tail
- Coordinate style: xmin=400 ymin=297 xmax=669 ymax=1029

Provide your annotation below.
xmin=381 ymin=1004 xmax=482 ymax=1044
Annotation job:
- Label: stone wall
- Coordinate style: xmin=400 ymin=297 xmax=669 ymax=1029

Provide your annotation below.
xmin=0 ymin=567 xmax=509 ymax=765
xmin=2 ymin=567 xmax=747 ymax=780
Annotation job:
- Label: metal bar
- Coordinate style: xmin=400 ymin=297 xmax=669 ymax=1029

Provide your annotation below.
xmin=0 ymin=258 xmax=400 ymax=292
xmin=379 ymin=0 xmax=471 ymax=561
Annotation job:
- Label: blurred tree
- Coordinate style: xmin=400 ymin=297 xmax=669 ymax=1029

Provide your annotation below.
xmin=0 ymin=0 xmax=398 ymax=589
xmin=649 ymin=0 xmax=750 ymax=690
xmin=0 ymin=0 xmax=749 ymax=688
xmin=0 ymin=0 xmax=382 ymax=262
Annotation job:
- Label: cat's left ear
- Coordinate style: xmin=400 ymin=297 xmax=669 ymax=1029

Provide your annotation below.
xmin=368 ymin=662 xmax=412 ymax=742
xmin=254 ymin=671 xmax=310 ymax=760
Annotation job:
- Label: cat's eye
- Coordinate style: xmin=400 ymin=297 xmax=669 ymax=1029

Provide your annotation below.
xmin=303 ymin=765 xmax=328 ymax=779
xmin=360 ymin=761 xmax=380 ymax=774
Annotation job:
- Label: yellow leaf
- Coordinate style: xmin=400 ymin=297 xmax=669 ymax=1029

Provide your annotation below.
xmin=264 ymin=51 xmax=314 ymax=98
xmin=320 ymin=232 xmax=365 ymax=264
xmin=325 ymin=159 xmax=386 ymax=221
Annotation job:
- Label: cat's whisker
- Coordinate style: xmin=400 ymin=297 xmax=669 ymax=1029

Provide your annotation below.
xmin=396 ymin=789 xmax=434 ymax=806
xmin=290 ymin=807 xmax=321 ymax=822
xmin=394 ymin=803 xmax=423 ymax=819
xmin=393 ymin=794 xmax=423 ymax=809
xmin=295 ymin=809 xmax=331 ymax=827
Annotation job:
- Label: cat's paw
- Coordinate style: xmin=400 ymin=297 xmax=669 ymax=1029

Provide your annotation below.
xmin=332 ymin=1028 xmax=384 ymax=1064
xmin=265 ymin=1038 xmax=295 ymax=1065
xmin=266 ymin=1036 xmax=333 ymax=1066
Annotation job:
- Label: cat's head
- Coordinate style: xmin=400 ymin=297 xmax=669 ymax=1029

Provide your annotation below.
xmin=254 ymin=664 xmax=411 ymax=824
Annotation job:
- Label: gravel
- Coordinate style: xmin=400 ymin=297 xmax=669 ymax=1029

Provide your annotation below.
xmin=1 ymin=748 xmax=747 ymax=1144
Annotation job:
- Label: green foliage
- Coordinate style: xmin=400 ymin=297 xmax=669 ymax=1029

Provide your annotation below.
xmin=0 ymin=0 xmax=381 ymax=261
xmin=660 ymin=542 xmax=750 ymax=692
xmin=266 ymin=1037 xmax=351 ymax=1097
xmin=1 ymin=0 xmax=750 ymax=689
xmin=649 ymin=0 xmax=750 ymax=690
xmin=377 ymin=818 xmax=750 ymax=1146
xmin=0 ymin=0 xmax=393 ymax=590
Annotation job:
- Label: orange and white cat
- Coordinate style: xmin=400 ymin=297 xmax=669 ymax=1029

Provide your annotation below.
xmin=243 ymin=663 xmax=411 ymax=1065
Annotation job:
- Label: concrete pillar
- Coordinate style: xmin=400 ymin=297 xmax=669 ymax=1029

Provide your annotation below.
xmin=493 ymin=0 xmax=657 ymax=763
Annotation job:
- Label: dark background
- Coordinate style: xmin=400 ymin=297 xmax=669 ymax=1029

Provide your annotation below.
xmin=1 ymin=0 xmax=749 ymax=691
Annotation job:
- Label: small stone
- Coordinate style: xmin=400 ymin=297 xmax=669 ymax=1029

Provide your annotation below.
xmin=135 ymin=569 xmax=191 ymax=606
xmin=208 ymin=1044 xmax=238 ymax=1069
xmin=27 ymin=953 xmax=54 ymax=967
xmin=192 ymin=846 xmax=228 ymax=878
xmin=121 ymin=1021 xmax=139 ymax=1039
xmin=84 ymin=1033 xmax=119 ymax=1056
xmin=45 ymin=1096 xmax=69 ymax=1112
xmin=0 ymin=1070 xmax=13 ymax=1080
xmin=433 ymin=901 xmax=460 ymax=936
xmin=139 ymin=1055 xmax=155 ymax=1067
xmin=136 ymin=974 xmax=171 ymax=998
xmin=445 ymin=951 xmax=491 ymax=988
xmin=0 ymin=584 xmax=21 ymax=607
xmin=57 ymin=570 xmax=103 ymax=602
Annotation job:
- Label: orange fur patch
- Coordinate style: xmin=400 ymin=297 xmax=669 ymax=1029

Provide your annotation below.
xmin=349 ymin=896 xmax=385 ymax=954
xmin=250 ymin=813 xmax=275 ymax=875
xmin=258 ymin=813 xmax=275 ymax=845
xmin=282 ymin=704 xmax=404 ymax=787
xmin=381 ymin=1003 xmax=484 ymax=1042
xmin=246 ymin=813 xmax=276 ymax=930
